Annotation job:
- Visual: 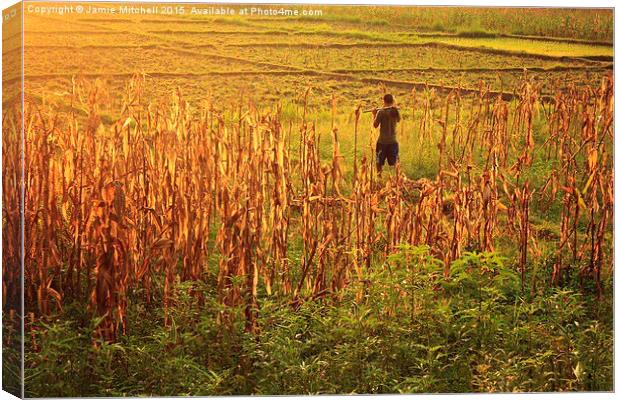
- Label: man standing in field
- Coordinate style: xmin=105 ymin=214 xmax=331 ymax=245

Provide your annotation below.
xmin=372 ymin=93 xmax=401 ymax=174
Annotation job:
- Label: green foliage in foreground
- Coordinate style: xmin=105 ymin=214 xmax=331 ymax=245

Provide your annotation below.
xmin=2 ymin=318 xmax=22 ymax=397
xmin=24 ymin=247 xmax=612 ymax=396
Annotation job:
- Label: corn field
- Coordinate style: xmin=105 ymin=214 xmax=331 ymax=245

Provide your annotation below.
xmin=2 ymin=74 xmax=613 ymax=346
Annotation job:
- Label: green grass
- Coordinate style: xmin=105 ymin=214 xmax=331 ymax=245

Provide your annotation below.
xmin=301 ymin=7 xmax=613 ymax=42
xmin=455 ymin=27 xmax=498 ymax=38
xmin=24 ymin=248 xmax=613 ymax=396
xmin=423 ymin=37 xmax=613 ymax=58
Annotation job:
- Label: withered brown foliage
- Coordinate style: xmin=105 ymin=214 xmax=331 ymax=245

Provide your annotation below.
xmin=4 ymin=74 xmax=613 ymax=342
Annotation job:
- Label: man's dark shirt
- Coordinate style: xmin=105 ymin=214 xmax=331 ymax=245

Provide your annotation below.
xmin=374 ymin=106 xmax=400 ymax=144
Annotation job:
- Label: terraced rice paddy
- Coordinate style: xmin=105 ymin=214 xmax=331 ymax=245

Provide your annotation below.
xmin=18 ymin=6 xmax=612 ymax=110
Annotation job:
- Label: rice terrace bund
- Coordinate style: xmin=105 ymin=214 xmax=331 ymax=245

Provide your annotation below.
xmin=1 ymin=3 xmax=615 ymax=396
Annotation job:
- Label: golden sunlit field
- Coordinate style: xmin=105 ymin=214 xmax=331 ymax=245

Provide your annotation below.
xmin=2 ymin=3 xmax=614 ymax=397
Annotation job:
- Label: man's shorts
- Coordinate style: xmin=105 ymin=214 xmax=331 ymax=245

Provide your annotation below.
xmin=376 ymin=142 xmax=399 ymax=167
